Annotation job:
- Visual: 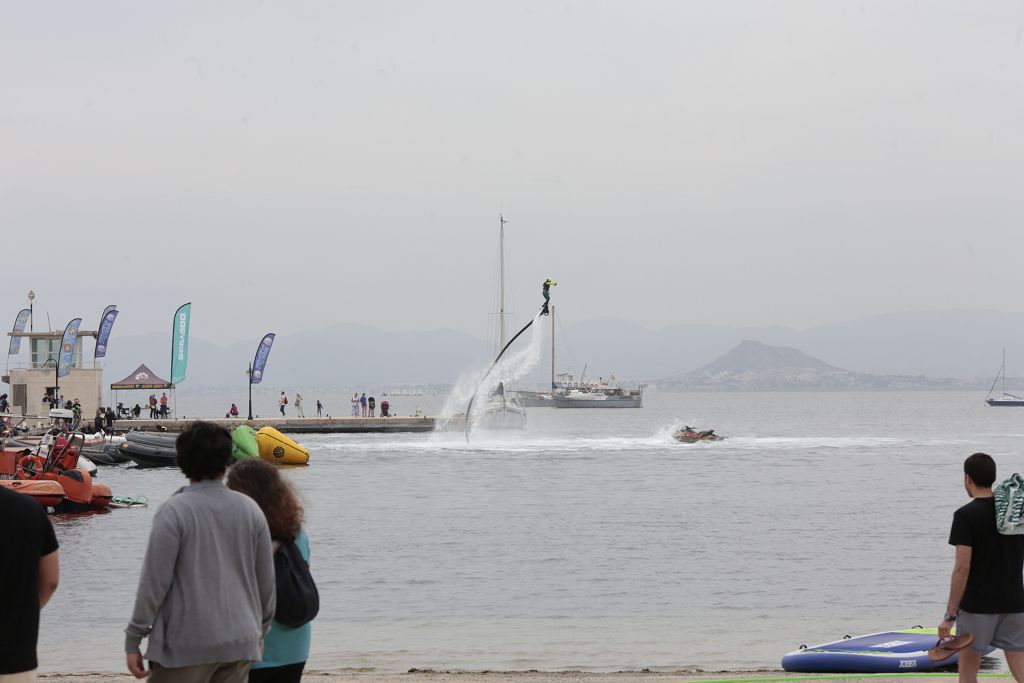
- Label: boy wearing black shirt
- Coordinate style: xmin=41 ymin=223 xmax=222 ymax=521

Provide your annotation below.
xmin=940 ymin=452 xmax=1024 ymax=682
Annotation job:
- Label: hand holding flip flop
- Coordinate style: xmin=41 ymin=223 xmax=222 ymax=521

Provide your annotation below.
xmin=928 ymin=632 xmax=974 ymax=661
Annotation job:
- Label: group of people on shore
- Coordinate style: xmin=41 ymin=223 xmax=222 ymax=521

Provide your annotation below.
xmin=2 ymin=420 xmax=316 ymax=682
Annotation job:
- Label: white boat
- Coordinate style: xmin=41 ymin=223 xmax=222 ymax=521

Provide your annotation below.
xmin=986 ymin=349 xmax=1024 ymax=407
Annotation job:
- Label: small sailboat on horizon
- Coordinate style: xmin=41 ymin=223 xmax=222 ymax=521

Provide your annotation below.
xmin=986 ymin=348 xmax=1024 ymax=407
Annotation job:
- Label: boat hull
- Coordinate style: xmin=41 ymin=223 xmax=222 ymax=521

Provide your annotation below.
xmin=553 ymin=396 xmax=643 ymax=408
xmin=987 ymin=398 xmax=1024 ymax=407
xmin=0 ymin=479 xmax=66 ymax=507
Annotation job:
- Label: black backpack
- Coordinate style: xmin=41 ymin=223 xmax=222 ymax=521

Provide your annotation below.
xmin=274 ymin=539 xmax=319 ymax=628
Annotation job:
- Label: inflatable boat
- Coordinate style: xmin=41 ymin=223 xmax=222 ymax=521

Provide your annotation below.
xmin=120 ymin=432 xmax=179 ymax=468
xmin=82 ymin=442 xmax=132 ymax=465
xmin=1 ymin=432 xmax=114 ymax=511
xmin=0 ymin=479 xmax=66 ymax=507
xmin=256 ymin=427 xmax=310 ymax=465
xmin=232 ymin=425 xmax=260 ymax=461
xmin=782 ymin=627 xmax=988 ymax=673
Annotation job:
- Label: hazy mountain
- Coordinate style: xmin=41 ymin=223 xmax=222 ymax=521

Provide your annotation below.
xmin=659 ymin=340 xmax=981 ymax=392
xmin=557 ymin=310 xmax=1024 ymax=380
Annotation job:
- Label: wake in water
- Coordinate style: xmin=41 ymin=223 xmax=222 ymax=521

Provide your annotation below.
xmin=435 ymin=310 xmax=548 ymax=434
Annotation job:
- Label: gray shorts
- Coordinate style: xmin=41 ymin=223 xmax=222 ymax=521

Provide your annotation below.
xmin=959 ymin=610 xmax=1024 ymax=652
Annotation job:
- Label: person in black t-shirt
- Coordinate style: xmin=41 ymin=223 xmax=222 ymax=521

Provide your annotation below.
xmin=940 ymin=452 xmax=1024 ymax=681
xmin=0 ymin=487 xmax=60 ymax=678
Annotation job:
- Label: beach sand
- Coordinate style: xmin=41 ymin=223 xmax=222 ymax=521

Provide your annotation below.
xmin=36 ymin=670 xmax=989 ymax=683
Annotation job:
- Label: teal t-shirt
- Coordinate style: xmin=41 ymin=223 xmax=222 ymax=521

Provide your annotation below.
xmin=253 ymin=528 xmax=313 ymax=669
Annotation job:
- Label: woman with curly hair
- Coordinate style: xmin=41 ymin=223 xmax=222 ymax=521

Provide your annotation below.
xmin=227 ymin=459 xmax=312 ymax=683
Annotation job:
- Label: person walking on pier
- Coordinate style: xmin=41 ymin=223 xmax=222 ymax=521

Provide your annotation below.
xmin=295 ymin=393 xmax=305 ymax=418
xmin=316 ymin=400 xmax=323 ymax=417
xmin=279 ymin=391 xmax=288 ymax=416
xmin=360 ymin=393 xmax=367 ymax=417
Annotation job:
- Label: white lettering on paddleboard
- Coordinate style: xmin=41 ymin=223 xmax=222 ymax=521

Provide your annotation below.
xmin=899 ymin=660 xmax=917 ymax=669
xmin=873 ymin=641 xmax=911 ymax=649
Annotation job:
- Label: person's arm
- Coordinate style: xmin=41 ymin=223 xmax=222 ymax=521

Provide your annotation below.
xmin=125 ymin=507 xmax=181 ymax=674
xmin=939 ymin=544 xmax=972 ymax=637
xmin=38 ymin=549 xmax=60 ymax=607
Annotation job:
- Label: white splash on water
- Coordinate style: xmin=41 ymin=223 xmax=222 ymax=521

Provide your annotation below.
xmin=435 ymin=310 xmax=548 ymax=433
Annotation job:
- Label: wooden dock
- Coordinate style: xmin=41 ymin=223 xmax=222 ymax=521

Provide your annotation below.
xmin=112 ymin=416 xmax=464 ymax=435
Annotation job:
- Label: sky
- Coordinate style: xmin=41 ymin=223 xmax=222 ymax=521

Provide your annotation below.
xmin=3 ymin=1 xmax=1023 ymax=344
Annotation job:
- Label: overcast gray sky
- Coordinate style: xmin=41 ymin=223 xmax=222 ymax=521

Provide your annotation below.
xmin=3 ymin=1 xmax=1023 ymax=344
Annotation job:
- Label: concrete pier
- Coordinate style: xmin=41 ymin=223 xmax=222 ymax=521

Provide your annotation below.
xmin=112 ymin=416 xmax=464 ymax=434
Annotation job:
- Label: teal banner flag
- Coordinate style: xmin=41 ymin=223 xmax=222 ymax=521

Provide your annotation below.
xmin=8 ymin=308 xmax=30 ymax=356
xmin=57 ymin=318 xmax=82 ymax=378
xmin=170 ymin=302 xmax=191 ymax=385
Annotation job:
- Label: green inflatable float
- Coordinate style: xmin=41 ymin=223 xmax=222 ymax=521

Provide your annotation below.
xmin=231 ymin=425 xmax=260 ymax=461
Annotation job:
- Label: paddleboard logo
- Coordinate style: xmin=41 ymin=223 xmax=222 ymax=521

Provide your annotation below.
xmin=273 ymin=445 xmax=285 ymax=459
xmin=873 ymin=641 xmax=911 ymax=649
xmin=899 ymin=660 xmax=917 ymax=669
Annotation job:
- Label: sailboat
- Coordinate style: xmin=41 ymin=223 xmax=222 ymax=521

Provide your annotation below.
xmin=986 ymin=348 xmax=1024 ymax=407
xmin=475 ymin=215 xmax=528 ymax=430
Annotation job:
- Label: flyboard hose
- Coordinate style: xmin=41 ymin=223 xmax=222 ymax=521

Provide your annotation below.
xmin=465 ymin=302 xmax=549 ymax=443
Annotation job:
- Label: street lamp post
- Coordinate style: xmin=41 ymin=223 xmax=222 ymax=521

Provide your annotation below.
xmin=27 ymin=290 xmax=34 ymax=333
xmin=247 ymin=362 xmax=254 ymax=420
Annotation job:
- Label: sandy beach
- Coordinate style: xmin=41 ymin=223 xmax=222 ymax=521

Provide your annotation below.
xmin=35 ymin=670 xmax=1005 ymax=683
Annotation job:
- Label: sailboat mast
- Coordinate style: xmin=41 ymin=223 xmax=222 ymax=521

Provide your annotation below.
xmin=550 ymin=304 xmax=556 ymax=395
xmin=1004 ymin=347 xmax=1007 ymax=396
xmin=499 ymin=214 xmax=507 ymax=350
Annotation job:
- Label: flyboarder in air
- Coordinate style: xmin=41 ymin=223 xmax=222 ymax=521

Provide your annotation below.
xmin=542 ymin=278 xmax=557 ymax=315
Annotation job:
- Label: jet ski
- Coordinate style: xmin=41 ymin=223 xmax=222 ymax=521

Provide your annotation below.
xmin=673 ymin=426 xmax=724 ymax=443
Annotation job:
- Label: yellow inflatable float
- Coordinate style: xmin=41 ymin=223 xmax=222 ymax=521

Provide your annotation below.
xmin=256 ymin=427 xmax=310 ymax=465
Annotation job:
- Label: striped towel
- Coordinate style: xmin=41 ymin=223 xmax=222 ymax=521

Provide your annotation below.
xmin=995 ymin=473 xmax=1024 ymax=535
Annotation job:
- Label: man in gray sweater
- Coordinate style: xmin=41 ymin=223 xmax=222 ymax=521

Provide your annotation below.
xmin=126 ymin=422 xmax=275 ymax=682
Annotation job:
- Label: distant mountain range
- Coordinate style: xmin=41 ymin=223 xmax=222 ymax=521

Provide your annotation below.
xmin=77 ymin=309 xmax=1024 ymax=390
xmin=658 ymin=340 xmax=987 ymax=391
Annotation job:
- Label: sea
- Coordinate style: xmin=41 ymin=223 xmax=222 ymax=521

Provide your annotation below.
xmin=40 ymin=390 xmax=1024 ymax=673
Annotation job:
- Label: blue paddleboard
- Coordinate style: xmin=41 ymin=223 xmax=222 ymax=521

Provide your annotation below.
xmin=782 ymin=627 xmax=984 ymax=673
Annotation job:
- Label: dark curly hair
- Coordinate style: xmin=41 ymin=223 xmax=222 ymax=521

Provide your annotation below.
xmin=226 ymin=459 xmax=303 ymax=542
xmin=175 ymin=421 xmax=233 ymax=481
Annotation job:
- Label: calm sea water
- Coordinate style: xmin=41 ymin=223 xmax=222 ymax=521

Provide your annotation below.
xmin=41 ymin=391 xmax=1024 ymax=673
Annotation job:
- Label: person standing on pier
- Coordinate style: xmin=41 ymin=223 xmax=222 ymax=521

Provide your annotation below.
xmin=279 ymin=391 xmax=288 ymax=416
xmin=368 ymin=396 xmax=376 ymax=417
xmin=351 ymin=393 xmax=359 ymax=417
xmin=160 ymin=392 xmax=169 ymax=419
xmin=316 ymin=400 xmax=323 ymax=417
xmin=360 ymin=393 xmax=367 ymax=417
xmin=295 ymin=393 xmax=305 ymax=418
